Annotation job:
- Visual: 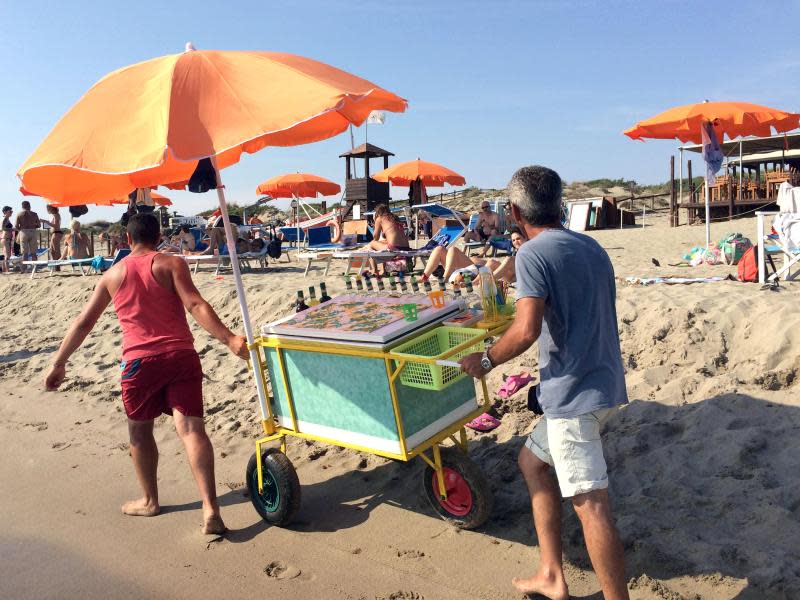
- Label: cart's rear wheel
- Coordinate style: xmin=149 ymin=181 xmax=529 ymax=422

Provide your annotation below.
xmin=422 ymin=447 xmax=492 ymax=529
xmin=246 ymin=448 xmax=301 ymax=526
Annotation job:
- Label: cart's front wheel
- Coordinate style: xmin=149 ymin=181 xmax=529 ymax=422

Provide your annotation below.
xmin=246 ymin=448 xmax=301 ymax=526
xmin=422 ymin=447 xmax=492 ymax=529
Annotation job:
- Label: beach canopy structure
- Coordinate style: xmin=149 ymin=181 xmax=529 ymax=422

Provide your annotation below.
xmin=372 ymin=159 xmax=466 ymax=187
xmin=624 ymin=101 xmax=800 ymax=246
xmin=17 ymin=43 xmax=407 ymax=425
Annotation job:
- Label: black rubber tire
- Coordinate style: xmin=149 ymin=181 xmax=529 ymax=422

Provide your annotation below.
xmin=246 ymin=448 xmax=301 ymax=526
xmin=422 ymin=447 xmax=492 ymax=530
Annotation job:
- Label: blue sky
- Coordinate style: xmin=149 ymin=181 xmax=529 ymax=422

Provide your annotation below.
xmin=2 ymin=0 xmax=799 ymax=220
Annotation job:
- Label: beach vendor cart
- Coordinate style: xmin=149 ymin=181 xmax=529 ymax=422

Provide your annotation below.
xmin=247 ymin=292 xmax=498 ymax=529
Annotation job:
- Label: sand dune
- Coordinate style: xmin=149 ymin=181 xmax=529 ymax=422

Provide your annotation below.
xmin=1 ymin=213 xmax=797 ymax=599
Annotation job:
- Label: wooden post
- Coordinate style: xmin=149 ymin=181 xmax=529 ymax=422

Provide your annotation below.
xmin=670 ymin=156 xmax=676 ymax=227
xmin=728 ymin=174 xmax=734 ymax=220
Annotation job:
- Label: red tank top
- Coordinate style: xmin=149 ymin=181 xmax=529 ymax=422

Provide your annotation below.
xmin=113 ymin=252 xmax=195 ymax=360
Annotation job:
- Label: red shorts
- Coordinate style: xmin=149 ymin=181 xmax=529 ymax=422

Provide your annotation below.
xmin=120 ymin=349 xmax=204 ymax=421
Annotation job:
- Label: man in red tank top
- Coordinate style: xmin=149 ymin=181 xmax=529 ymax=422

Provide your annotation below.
xmin=44 ymin=213 xmax=248 ymax=535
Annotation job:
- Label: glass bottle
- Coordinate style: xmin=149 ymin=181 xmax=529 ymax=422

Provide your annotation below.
xmin=295 ymin=290 xmax=308 ymax=312
xmin=376 ymin=276 xmax=385 ymax=292
xmin=344 ymin=276 xmax=353 ymax=293
xmin=355 ymin=275 xmax=364 ymax=292
xmin=388 ymin=275 xmax=398 ymax=292
xmin=319 ymin=282 xmax=332 ymax=303
xmin=307 ymin=286 xmax=320 ymax=307
xmin=410 ymin=275 xmax=420 ymax=293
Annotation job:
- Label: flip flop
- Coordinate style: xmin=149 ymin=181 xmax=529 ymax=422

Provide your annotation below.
xmin=497 ymin=373 xmax=534 ymax=398
xmin=465 ymin=413 xmax=501 ymax=432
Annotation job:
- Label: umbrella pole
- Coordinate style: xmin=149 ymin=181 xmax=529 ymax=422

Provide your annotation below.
xmin=704 ymin=176 xmax=711 ymax=248
xmin=212 ymin=162 xmax=271 ymax=424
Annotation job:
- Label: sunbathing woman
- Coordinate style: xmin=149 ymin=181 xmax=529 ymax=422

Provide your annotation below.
xmin=369 ymin=204 xmax=410 ymax=252
xmin=421 ymin=226 xmax=526 ymax=284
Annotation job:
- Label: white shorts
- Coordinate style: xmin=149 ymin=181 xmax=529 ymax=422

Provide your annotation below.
xmin=524 ymin=407 xmax=615 ymax=498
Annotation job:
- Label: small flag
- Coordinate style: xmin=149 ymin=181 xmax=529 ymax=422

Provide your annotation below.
xmin=367 ymin=110 xmax=386 ymax=125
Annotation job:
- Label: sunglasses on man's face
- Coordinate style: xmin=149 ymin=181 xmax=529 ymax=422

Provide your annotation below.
xmin=481 ymin=205 xmax=489 ymax=210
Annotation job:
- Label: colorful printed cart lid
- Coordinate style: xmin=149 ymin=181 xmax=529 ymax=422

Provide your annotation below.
xmin=262 ymin=294 xmax=464 ymax=345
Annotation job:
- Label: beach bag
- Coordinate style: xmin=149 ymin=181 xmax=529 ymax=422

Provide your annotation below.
xmin=737 ymin=246 xmax=759 ymax=282
xmin=719 ymin=233 xmax=752 ymax=265
xmin=267 ymin=239 xmax=282 ymax=259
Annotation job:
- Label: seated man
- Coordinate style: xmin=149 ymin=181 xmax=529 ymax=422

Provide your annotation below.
xmin=464 ymin=201 xmax=499 ymax=247
xmin=422 ymin=226 xmax=526 ymax=285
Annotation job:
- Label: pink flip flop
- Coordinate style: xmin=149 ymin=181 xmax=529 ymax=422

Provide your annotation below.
xmin=496 ymin=373 xmax=534 ymax=399
xmin=465 ymin=413 xmax=501 ymax=432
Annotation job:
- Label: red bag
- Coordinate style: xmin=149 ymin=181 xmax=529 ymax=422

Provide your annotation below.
xmin=737 ymin=246 xmax=759 ymax=282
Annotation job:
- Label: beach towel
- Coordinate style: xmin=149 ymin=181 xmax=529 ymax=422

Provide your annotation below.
xmin=625 ymin=276 xmax=726 ymax=286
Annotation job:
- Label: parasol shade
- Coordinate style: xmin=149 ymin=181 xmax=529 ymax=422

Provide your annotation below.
xmin=371 ymin=159 xmax=465 ymax=187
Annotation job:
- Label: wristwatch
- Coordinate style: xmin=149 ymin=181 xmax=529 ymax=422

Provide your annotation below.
xmin=480 ymin=348 xmax=494 ymax=371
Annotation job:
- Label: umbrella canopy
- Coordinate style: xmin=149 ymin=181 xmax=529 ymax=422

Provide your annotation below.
xmin=624 ymin=101 xmax=800 ymax=144
xmin=372 ymin=158 xmax=466 ymax=187
xmin=256 ymin=173 xmax=340 ymax=198
xmin=18 ymin=47 xmax=407 ymax=204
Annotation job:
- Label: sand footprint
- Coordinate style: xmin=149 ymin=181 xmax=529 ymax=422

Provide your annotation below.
xmin=264 ymin=560 xmax=301 ymax=580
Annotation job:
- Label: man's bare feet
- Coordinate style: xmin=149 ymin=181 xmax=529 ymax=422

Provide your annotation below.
xmin=512 ymin=570 xmax=569 ymax=600
xmin=202 ymin=513 xmax=227 ymax=535
xmin=121 ymin=498 xmax=160 ymax=517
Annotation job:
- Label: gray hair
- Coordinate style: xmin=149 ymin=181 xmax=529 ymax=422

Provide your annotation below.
xmin=507 ymin=166 xmax=562 ymax=226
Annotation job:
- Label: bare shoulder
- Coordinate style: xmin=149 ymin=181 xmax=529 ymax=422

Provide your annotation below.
xmin=153 ymin=252 xmax=189 ymax=276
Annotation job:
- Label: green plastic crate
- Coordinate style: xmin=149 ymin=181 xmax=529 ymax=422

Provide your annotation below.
xmin=390 ymin=327 xmax=486 ymax=391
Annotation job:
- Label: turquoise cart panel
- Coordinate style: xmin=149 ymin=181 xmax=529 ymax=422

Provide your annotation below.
xmin=395 ymin=376 xmax=477 ymax=440
xmin=265 ymin=348 xmax=398 ymax=441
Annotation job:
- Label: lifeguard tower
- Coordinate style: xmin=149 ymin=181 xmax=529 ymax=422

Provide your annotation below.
xmin=339 ymin=143 xmax=393 ymax=219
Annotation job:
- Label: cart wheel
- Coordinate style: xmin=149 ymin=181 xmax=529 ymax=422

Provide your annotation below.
xmin=422 ymin=447 xmax=492 ymax=529
xmin=246 ymin=448 xmax=301 ymax=526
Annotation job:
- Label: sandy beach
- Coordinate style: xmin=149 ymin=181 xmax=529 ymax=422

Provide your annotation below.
xmin=1 ymin=213 xmax=798 ymax=599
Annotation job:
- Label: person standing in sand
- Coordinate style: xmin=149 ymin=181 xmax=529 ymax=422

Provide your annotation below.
xmin=461 ymin=166 xmax=629 ymax=600
xmin=15 ymin=200 xmax=41 ymax=269
xmin=44 ymin=213 xmax=248 ymax=535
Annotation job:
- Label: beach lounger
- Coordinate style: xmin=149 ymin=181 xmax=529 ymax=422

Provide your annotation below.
xmin=296 ymin=227 xmax=363 ymax=276
xmin=182 ymin=246 xmax=230 ymax=275
xmin=24 ymin=257 xmax=96 ymax=279
xmin=756 ymin=210 xmax=800 ymax=284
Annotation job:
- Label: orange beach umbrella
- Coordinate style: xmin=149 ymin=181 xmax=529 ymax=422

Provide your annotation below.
xmin=17 ymin=44 xmax=406 ymax=422
xmin=18 ymin=46 xmax=407 ymax=205
xmin=624 ymin=101 xmax=800 ymax=144
xmin=256 ymin=173 xmax=340 ymax=198
xmin=372 ymin=158 xmax=465 ymax=187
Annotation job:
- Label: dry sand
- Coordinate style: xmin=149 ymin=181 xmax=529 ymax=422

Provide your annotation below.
xmin=1 ymin=213 xmax=798 ymax=599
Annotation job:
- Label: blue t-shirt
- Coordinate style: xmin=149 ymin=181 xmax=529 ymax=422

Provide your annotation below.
xmin=515 ymin=228 xmax=627 ymax=418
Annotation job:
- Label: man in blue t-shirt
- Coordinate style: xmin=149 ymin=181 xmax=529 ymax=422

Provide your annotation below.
xmin=461 ymin=166 xmax=629 ymax=600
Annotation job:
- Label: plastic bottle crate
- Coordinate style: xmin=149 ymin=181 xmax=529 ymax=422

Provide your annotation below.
xmin=390 ymin=327 xmax=486 ymax=391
